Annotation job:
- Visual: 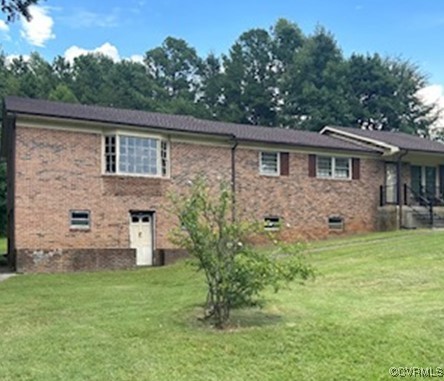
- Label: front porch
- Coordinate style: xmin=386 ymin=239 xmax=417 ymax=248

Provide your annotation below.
xmin=378 ymin=152 xmax=444 ymax=230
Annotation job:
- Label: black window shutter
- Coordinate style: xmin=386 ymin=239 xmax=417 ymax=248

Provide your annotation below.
xmin=280 ymin=152 xmax=289 ymax=176
xmin=352 ymin=158 xmax=360 ymax=180
xmin=308 ymin=154 xmax=316 ymax=177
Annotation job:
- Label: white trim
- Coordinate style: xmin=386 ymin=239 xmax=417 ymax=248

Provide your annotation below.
xmin=239 ymin=141 xmax=379 ymax=158
xmin=170 ymin=136 xmax=233 ymax=147
xmin=69 ymin=210 xmax=91 ymax=230
xmin=160 ymin=139 xmax=170 ymax=177
xmin=102 ymin=132 xmax=170 ymax=179
xmin=259 ymin=151 xmax=280 ymax=176
xmin=16 ymin=115 xmax=232 ymax=142
xmin=316 ymin=156 xmax=352 ymax=180
xmin=15 ymin=115 xmax=381 ymax=157
xmin=17 ymin=116 xmax=103 ymax=135
xmin=320 ymin=126 xmax=400 ymax=156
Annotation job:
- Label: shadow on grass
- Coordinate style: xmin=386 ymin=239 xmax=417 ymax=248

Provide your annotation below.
xmin=228 ymin=308 xmax=284 ymax=329
xmin=182 ymin=304 xmax=284 ymax=331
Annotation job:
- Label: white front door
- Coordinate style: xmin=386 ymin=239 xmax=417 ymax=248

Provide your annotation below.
xmin=130 ymin=212 xmax=153 ymax=266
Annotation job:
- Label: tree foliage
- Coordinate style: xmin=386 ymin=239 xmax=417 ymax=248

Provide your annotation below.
xmin=0 ymin=20 xmax=437 ymax=133
xmin=169 ymin=177 xmax=314 ymax=329
xmin=1 ymin=0 xmax=39 ymax=21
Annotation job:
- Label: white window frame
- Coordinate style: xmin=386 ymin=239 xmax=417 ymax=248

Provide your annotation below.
xmin=259 ymin=151 xmax=280 ymax=176
xmin=316 ymin=156 xmax=351 ymax=180
xmin=70 ymin=210 xmax=91 ymax=230
xmin=103 ymin=132 xmax=170 ymax=178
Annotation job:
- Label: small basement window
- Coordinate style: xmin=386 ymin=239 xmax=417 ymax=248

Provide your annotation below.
xmin=328 ymin=216 xmax=344 ymax=231
xmin=70 ymin=210 xmax=91 ymax=230
xmin=264 ymin=216 xmax=280 ymax=231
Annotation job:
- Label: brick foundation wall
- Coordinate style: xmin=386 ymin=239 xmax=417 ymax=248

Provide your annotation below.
xmin=16 ymin=248 xmax=136 ymax=273
xmin=153 ymin=249 xmax=189 ymax=266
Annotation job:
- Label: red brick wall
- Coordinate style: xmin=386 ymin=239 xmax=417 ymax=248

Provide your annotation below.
xmin=14 ymin=126 xmax=231 ymax=253
xmin=14 ymin=125 xmax=384 ymax=271
xmin=16 ymin=248 xmax=136 ymax=273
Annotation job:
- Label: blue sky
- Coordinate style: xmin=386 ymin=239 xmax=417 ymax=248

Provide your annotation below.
xmin=1 ymin=0 xmax=444 ymax=113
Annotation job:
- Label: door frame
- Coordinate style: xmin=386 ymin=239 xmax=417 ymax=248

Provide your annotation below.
xmin=129 ymin=210 xmax=156 ymax=266
xmin=384 ymin=162 xmax=398 ymax=204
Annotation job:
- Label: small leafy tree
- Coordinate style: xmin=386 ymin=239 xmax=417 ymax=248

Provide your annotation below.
xmin=169 ymin=177 xmax=314 ymax=329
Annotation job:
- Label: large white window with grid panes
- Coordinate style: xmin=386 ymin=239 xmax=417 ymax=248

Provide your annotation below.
xmin=104 ymin=133 xmax=169 ymax=177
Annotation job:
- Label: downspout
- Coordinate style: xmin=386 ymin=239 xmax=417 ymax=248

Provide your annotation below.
xmin=230 ymin=135 xmax=238 ymax=222
xmin=397 ymin=149 xmax=409 ymax=229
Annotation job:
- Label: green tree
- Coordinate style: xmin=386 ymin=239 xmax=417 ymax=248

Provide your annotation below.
xmin=144 ymin=37 xmax=203 ymax=114
xmin=271 ymin=18 xmax=305 ymax=79
xmin=281 ymin=26 xmax=352 ymax=131
xmin=52 ymin=55 xmax=73 ymax=87
xmin=48 ymin=83 xmax=78 ymax=103
xmin=70 ymin=54 xmax=116 ymax=105
xmin=102 ymin=60 xmax=155 ymax=111
xmin=221 ymin=28 xmax=277 ymax=126
xmin=346 ymin=54 xmax=438 ymax=134
xmin=199 ymin=53 xmax=224 ymax=119
xmin=169 ymin=177 xmax=314 ymax=329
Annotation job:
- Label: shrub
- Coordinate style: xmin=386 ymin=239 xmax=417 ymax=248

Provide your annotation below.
xmin=169 ymin=176 xmax=314 ymax=329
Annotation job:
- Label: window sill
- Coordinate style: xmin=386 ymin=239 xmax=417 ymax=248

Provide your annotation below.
xmin=315 ymin=176 xmax=352 ymax=182
xmin=102 ymin=173 xmax=171 ymax=180
xmin=69 ymin=228 xmax=91 ymax=232
xmin=259 ymin=172 xmax=280 ymax=177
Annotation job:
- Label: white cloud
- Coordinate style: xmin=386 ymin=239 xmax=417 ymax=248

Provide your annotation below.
xmin=128 ymin=54 xmax=144 ymax=64
xmin=64 ymin=42 xmax=121 ymax=63
xmin=0 ymin=19 xmax=10 ymax=40
xmin=20 ymin=5 xmax=55 ymax=47
xmin=417 ymin=84 xmax=444 ymax=128
xmin=5 ymin=54 xmax=30 ymax=66
xmin=0 ymin=20 xmax=9 ymax=32
xmin=64 ymin=43 xmax=146 ymax=65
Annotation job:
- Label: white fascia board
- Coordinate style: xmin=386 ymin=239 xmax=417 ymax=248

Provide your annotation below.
xmin=320 ymin=126 xmax=400 ymax=156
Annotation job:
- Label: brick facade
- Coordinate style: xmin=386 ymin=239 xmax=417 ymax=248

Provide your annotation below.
xmin=14 ymin=124 xmax=384 ymax=273
xmin=236 ymin=150 xmax=384 ymax=240
xmin=14 ymin=126 xmax=232 ymax=272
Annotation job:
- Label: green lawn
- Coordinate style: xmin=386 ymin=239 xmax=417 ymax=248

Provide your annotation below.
xmin=1 ymin=230 xmax=444 ymax=380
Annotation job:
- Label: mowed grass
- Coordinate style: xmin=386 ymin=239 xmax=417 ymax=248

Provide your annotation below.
xmin=1 ymin=231 xmax=444 ymax=381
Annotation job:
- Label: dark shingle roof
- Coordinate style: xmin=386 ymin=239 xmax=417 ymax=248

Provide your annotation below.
xmin=325 ymin=126 xmax=444 ymax=154
xmin=4 ymin=96 xmax=374 ymax=153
